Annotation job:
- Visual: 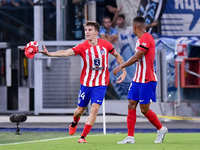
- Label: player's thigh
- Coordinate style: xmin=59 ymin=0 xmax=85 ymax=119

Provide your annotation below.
xmin=77 ymin=84 xmax=92 ymax=107
xmin=127 ymin=81 xmax=139 ymax=102
xmin=139 ymin=81 xmax=157 ymax=104
xmin=90 ymin=86 xmax=107 ymax=105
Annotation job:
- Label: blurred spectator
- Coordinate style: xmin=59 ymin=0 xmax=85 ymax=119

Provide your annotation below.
xmin=11 ymin=0 xmax=20 ymax=7
xmin=72 ymin=0 xmax=82 ymax=3
xmin=0 ymin=0 xmax=16 ymax=7
xmin=0 ymin=0 xmax=6 ymax=7
xmin=106 ymin=0 xmax=140 ymax=27
xmin=113 ymin=13 xmax=158 ymax=35
xmin=66 ymin=0 xmax=85 ymax=40
xmin=103 ymin=0 xmax=117 ymax=21
xmin=0 ymin=0 xmax=34 ymax=42
xmin=116 ymin=0 xmax=140 ymax=26
xmin=43 ymin=0 xmax=56 ymax=40
xmin=114 ymin=14 xmax=134 ymax=50
xmin=0 ymin=0 xmax=33 ymax=8
xmin=99 ymin=16 xmax=118 ymax=44
xmin=20 ymin=0 xmax=34 ymax=6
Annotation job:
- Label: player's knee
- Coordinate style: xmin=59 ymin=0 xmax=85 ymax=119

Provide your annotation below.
xmin=128 ymin=100 xmax=137 ymax=109
xmin=90 ymin=104 xmax=100 ymax=114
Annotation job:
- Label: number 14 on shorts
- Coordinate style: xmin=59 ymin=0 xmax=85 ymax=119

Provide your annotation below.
xmin=78 ymin=90 xmax=85 ymax=100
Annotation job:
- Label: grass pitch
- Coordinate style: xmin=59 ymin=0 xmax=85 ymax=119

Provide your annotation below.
xmin=0 ymin=132 xmax=200 ymax=150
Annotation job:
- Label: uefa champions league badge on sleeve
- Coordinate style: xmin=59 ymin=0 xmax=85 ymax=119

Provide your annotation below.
xmin=21 ymin=41 xmax=39 ymax=59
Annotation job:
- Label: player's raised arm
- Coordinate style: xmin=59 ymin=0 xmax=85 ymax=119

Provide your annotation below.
xmin=38 ymin=45 xmax=75 ymax=57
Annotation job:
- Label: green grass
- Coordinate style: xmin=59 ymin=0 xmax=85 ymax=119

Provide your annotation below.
xmin=0 ymin=132 xmax=200 ymax=150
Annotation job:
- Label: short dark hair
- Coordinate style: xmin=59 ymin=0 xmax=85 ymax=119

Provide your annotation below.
xmin=133 ymin=16 xmax=145 ymax=23
xmin=85 ymin=20 xmax=100 ymax=32
xmin=102 ymin=16 xmax=111 ymax=22
xmin=118 ymin=14 xmax=125 ymax=19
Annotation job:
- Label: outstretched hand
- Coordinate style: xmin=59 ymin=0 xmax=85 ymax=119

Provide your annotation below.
xmin=116 ymin=72 xmax=126 ymax=83
xmin=38 ymin=45 xmax=50 ymax=56
xmin=113 ymin=66 xmax=126 ymax=83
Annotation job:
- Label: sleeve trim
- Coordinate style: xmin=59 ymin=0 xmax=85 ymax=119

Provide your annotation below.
xmin=109 ymin=48 xmax=114 ymax=53
xmin=139 ymin=45 xmax=148 ymax=50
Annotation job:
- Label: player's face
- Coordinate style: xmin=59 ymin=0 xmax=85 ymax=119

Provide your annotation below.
xmin=85 ymin=26 xmax=98 ymax=40
xmin=103 ymin=18 xmax=112 ymax=30
xmin=117 ymin=17 xmax=125 ymax=28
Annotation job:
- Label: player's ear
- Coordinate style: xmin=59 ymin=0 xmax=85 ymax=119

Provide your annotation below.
xmin=133 ymin=24 xmax=136 ymax=30
xmin=95 ymin=31 xmax=99 ymax=36
xmin=133 ymin=24 xmax=137 ymax=31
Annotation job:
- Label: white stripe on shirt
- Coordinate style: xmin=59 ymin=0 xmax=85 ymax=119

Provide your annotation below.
xmin=132 ymin=62 xmax=138 ymax=81
xmin=136 ymin=61 xmax=141 ymax=82
xmin=102 ymin=47 xmax=107 ymax=85
xmin=89 ymin=47 xmax=96 ymax=87
xmin=142 ymin=56 xmax=146 ymax=83
xmin=83 ymin=49 xmax=89 ymax=86
xmin=95 ymin=45 xmax=102 ymax=86
xmin=153 ymin=68 xmax=157 ymax=81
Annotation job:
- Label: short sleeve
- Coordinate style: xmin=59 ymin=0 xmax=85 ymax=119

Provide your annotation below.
xmin=72 ymin=43 xmax=83 ymax=55
xmin=137 ymin=33 xmax=151 ymax=52
xmin=107 ymin=41 xmax=115 ymax=54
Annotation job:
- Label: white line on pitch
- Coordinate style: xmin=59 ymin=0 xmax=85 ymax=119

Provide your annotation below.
xmin=0 ymin=134 xmax=105 ymax=146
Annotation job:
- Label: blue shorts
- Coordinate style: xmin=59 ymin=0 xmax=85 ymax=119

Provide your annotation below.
xmin=127 ymin=81 xmax=157 ymax=104
xmin=77 ymin=84 xmax=107 ymax=107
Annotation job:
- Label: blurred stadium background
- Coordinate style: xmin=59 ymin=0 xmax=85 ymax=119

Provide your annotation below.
xmin=0 ymin=0 xmax=200 ymax=119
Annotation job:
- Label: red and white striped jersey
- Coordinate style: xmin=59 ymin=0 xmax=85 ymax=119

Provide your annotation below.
xmin=132 ymin=33 xmax=157 ymax=83
xmin=72 ymin=39 xmax=115 ymax=87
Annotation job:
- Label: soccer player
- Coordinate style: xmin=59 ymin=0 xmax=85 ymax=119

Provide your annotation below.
xmin=113 ymin=16 xmax=168 ymax=144
xmin=39 ymin=21 xmax=127 ymax=143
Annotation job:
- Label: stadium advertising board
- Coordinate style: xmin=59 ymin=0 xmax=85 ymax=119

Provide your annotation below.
xmin=161 ymin=0 xmax=200 ymax=37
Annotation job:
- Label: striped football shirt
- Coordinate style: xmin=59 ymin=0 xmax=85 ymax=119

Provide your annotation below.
xmin=132 ymin=33 xmax=157 ymax=83
xmin=72 ymin=39 xmax=115 ymax=87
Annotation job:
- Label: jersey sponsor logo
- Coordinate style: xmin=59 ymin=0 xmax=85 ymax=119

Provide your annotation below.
xmin=139 ymin=100 xmax=145 ymax=103
xmin=90 ymin=67 xmax=104 ymax=70
xmin=97 ymin=100 xmax=102 ymax=103
xmin=91 ymin=58 xmax=104 ymax=70
xmin=94 ymin=58 xmax=100 ymax=67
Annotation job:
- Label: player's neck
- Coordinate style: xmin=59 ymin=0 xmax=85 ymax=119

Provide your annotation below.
xmin=88 ymin=38 xmax=98 ymax=46
xmin=137 ymin=30 xmax=146 ymax=38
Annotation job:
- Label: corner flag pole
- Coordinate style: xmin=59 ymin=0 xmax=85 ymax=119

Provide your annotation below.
xmin=102 ymin=99 xmax=106 ymax=134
